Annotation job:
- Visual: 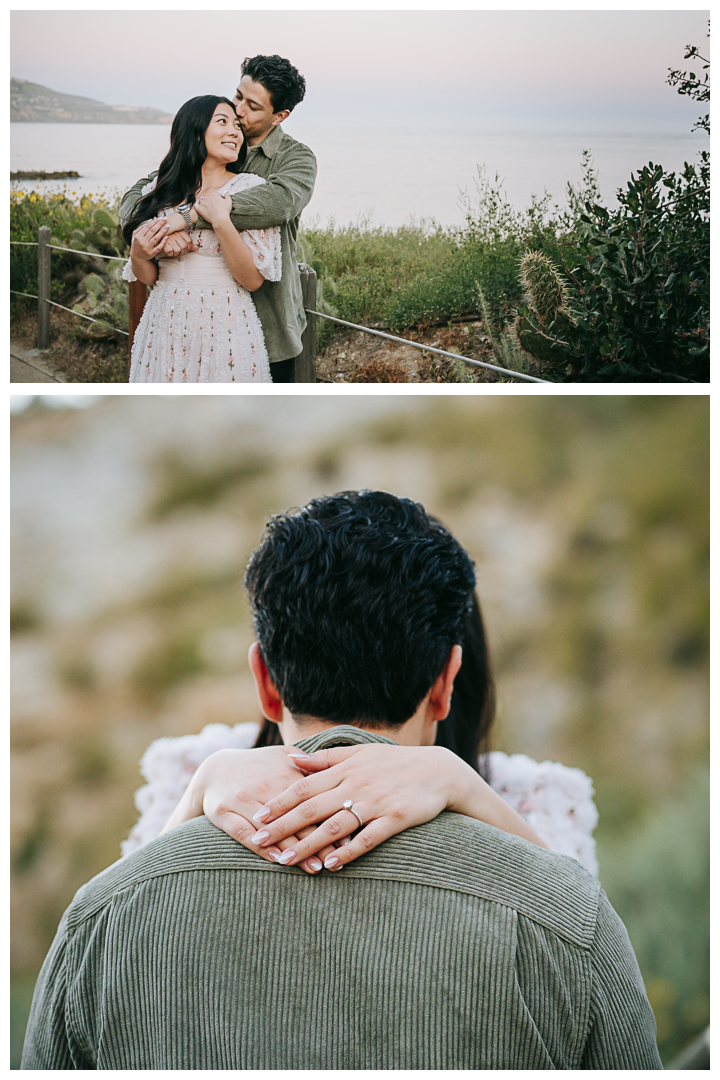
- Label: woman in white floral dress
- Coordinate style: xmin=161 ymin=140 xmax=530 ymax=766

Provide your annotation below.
xmin=122 ymin=95 xmax=279 ymax=383
xmin=125 ymin=594 xmax=599 ymax=877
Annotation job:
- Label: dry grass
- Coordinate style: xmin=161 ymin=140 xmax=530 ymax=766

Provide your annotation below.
xmin=348 ymin=357 xmax=408 ymax=383
xmin=316 ymin=321 xmax=511 ymax=383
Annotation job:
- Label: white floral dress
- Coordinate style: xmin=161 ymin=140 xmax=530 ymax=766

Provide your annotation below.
xmin=122 ymin=722 xmax=599 ymax=876
xmin=123 ymin=173 xmax=281 ymax=383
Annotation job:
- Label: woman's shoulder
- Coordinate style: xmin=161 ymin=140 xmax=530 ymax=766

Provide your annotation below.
xmin=487 ymin=750 xmax=599 ymax=876
xmin=221 ymin=172 xmax=267 ymax=195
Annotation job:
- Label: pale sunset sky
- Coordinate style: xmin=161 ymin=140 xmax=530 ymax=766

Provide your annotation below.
xmin=11 ymin=9 xmax=709 ymax=135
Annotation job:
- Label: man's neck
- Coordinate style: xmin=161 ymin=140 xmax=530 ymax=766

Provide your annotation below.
xmin=278 ymin=708 xmax=437 ymax=748
xmin=246 ymin=123 xmax=280 ymax=148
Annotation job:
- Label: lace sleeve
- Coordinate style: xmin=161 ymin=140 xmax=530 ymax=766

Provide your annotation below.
xmin=121 ymin=259 xmax=137 ymax=283
xmin=121 ymin=721 xmax=261 ymax=856
xmin=241 ymin=227 xmax=282 ymax=281
xmin=488 ymin=751 xmax=599 ymax=876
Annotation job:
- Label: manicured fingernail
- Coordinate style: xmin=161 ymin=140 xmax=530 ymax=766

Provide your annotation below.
xmin=278 ymin=850 xmax=296 ymax=865
xmin=288 ymin=751 xmax=311 ymax=760
xmin=251 ymin=830 xmax=269 ymax=845
xmin=268 ymin=848 xmax=281 ymax=862
xmin=308 ymin=857 xmax=322 ymax=872
xmin=253 ymin=807 xmax=271 ymax=823
xmin=339 ymin=837 xmax=351 ymax=847
xmin=324 ymin=856 xmax=340 ymax=869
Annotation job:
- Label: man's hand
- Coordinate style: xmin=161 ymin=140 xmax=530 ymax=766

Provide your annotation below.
xmin=161 ymin=231 xmax=197 ymax=258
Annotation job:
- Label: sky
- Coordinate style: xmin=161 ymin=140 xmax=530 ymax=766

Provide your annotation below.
xmin=10 ymin=9 xmax=710 ymax=134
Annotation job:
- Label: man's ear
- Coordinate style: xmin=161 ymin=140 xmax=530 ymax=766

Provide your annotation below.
xmin=428 ymin=644 xmax=463 ymax=721
xmin=271 ymin=109 xmax=290 ymax=128
xmin=248 ymin=642 xmax=284 ymax=722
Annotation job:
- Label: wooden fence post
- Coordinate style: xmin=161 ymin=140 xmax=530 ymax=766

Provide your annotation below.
xmin=37 ymin=226 xmax=51 ymax=349
xmin=295 ymin=264 xmax=317 ymax=383
xmin=128 ymin=280 xmax=148 ymax=375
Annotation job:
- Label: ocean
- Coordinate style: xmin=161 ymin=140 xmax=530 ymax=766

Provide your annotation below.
xmin=11 ymin=122 xmax=706 ymax=227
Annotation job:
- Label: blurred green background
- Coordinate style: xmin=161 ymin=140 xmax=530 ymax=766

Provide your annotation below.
xmin=10 ymin=394 xmax=708 ymax=1066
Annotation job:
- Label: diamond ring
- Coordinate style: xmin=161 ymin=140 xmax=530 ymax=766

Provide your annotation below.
xmin=342 ymin=798 xmax=363 ymax=829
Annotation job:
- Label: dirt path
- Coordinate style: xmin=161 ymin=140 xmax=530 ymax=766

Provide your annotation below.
xmin=10 ymin=342 xmax=66 ymax=383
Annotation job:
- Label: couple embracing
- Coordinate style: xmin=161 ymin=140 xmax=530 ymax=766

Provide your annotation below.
xmin=23 ymin=491 xmax=661 ymax=1069
xmin=119 ymin=55 xmax=314 ymax=383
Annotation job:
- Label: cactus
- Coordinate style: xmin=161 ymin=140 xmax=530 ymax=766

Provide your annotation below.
xmin=518 ymin=251 xmax=572 ymax=326
xmin=73 ymin=265 xmax=128 ymax=339
xmin=81 ymin=273 xmax=105 ymax=313
xmin=93 ymin=208 xmax=119 ymax=229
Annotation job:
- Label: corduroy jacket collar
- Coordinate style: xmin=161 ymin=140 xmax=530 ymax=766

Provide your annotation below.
xmin=293 ymin=723 xmax=399 ymax=754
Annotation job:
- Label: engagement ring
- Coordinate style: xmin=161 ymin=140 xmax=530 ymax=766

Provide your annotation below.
xmin=342 ymin=798 xmax=363 ymax=829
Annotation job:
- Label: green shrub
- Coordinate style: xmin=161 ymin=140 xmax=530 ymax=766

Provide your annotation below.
xmin=516 ymin=160 xmax=710 ymax=381
xmin=514 ymin=37 xmax=709 ymax=382
xmin=597 ymin=765 xmax=709 ymax=1063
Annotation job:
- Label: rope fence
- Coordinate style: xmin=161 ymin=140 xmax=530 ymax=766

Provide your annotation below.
xmin=12 ymin=229 xmax=547 ymax=383
xmin=12 ymin=226 xmax=138 ymax=354
xmin=48 ymin=244 xmax=125 ymax=261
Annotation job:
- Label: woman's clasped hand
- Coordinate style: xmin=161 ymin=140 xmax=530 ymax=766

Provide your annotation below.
xmin=194 ymin=189 xmax=233 ymax=224
xmin=163 ymin=740 xmax=545 ymax=876
xmin=129 ymin=217 xmax=172 ymax=263
xmin=162 ymin=746 xmax=339 ymax=875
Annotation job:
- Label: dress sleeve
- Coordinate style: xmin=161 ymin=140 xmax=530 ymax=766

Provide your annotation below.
xmin=488 ymin=751 xmax=599 ymax=876
xmin=121 ymin=721 xmax=261 ymax=856
xmin=121 ymin=175 xmax=172 ymax=282
xmin=241 ymin=226 xmax=282 ymax=281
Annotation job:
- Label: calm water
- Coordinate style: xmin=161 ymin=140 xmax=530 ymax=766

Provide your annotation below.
xmin=11 ymin=122 xmax=706 ymax=226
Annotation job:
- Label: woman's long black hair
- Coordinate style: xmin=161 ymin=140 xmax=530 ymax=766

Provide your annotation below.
xmin=253 ymin=590 xmax=495 ymax=778
xmin=434 ymin=591 xmax=495 ymax=778
xmin=122 ymin=95 xmax=246 ymax=245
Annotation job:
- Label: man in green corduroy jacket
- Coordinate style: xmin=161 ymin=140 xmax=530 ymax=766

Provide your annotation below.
xmin=22 ymin=491 xmax=662 ymax=1070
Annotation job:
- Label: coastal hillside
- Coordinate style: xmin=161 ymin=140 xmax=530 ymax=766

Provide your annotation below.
xmin=10 ymin=78 xmax=173 ymax=123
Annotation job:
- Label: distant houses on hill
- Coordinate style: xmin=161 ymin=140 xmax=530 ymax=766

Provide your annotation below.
xmin=11 ymin=78 xmax=173 ymax=124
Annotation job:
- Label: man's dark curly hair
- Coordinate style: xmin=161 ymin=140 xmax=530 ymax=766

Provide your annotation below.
xmin=241 ymin=55 xmax=306 ymax=114
xmin=244 ymin=490 xmax=476 ymax=729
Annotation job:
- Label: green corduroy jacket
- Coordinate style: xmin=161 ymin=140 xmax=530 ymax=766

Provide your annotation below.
xmin=22 ymin=725 xmax=662 ymax=1070
xmin=118 ymin=124 xmax=317 ymax=363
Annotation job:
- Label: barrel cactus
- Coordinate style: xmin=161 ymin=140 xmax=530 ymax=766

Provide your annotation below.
xmin=519 ymin=252 xmax=572 ymax=326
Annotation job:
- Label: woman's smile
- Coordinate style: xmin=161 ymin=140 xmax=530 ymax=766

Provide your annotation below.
xmin=205 ymin=103 xmax=244 ymax=162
